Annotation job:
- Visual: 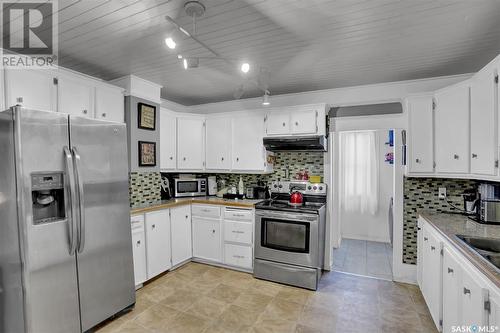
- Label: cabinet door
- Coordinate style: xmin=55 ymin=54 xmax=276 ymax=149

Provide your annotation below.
xmin=266 ymin=111 xmax=290 ymax=135
xmin=205 ymin=117 xmax=232 ymax=170
xmin=407 ymin=95 xmax=434 ymax=173
xmin=434 ymin=83 xmax=470 ymax=174
xmin=290 ymin=108 xmax=318 ymax=135
xmin=58 ymin=76 xmax=94 ymax=118
xmin=489 ymin=293 xmax=500 ymax=329
xmin=442 ymin=247 xmax=462 ymax=332
xmin=422 ymin=227 xmax=442 ymax=329
xmin=95 ymin=86 xmax=124 ymax=122
xmin=470 ymin=70 xmax=497 ymax=176
xmin=160 ymin=110 xmax=177 ymax=170
xmin=5 ymin=68 xmax=57 ymax=111
xmin=177 ymin=117 xmax=205 ymax=170
xmin=462 ymin=269 xmax=488 ymax=327
xmin=145 ymin=210 xmax=171 ymax=279
xmin=131 ymin=228 xmax=147 ymax=286
xmin=170 ymin=205 xmax=192 ymax=266
xmin=192 ymin=217 xmax=221 ymax=262
xmin=232 ymin=114 xmax=265 ymax=171
xmin=417 ymin=219 xmax=424 ymax=288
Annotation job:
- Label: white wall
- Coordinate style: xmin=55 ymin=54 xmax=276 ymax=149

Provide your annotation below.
xmin=340 ymin=130 xmax=394 ymax=243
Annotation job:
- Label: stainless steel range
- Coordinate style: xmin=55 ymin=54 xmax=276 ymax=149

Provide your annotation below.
xmin=254 ymin=181 xmax=327 ymax=290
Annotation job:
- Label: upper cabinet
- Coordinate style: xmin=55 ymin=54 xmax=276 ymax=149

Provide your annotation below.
xmin=58 ymin=74 xmax=95 ymax=118
xmin=232 ymin=113 xmax=266 ymax=172
xmin=5 ymin=68 xmax=57 ymax=112
xmin=177 ymin=116 xmax=205 ymax=170
xmin=434 ymin=81 xmax=470 ymax=174
xmin=205 ymin=116 xmax=232 ymax=171
xmin=470 ymin=67 xmax=498 ymax=176
xmin=265 ymin=104 xmax=326 ymax=137
xmin=407 ymin=94 xmax=434 ymax=174
xmin=160 ymin=109 xmax=177 ymax=170
xmin=95 ymin=85 xmax=125 ymax=123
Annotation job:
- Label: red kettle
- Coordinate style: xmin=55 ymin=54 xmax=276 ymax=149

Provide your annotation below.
xmin=290 ymin=191 xmax=304 ymax=206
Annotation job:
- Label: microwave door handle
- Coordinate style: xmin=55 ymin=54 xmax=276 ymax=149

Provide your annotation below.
xmin=64 ymin=147 xmax=78 ymax=255
xmin=72 ymin=147 xmax=86 ymax=253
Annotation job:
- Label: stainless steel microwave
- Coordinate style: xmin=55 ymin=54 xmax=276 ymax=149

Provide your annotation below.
xmin=174 ymin=178 xmax=207 ymax=197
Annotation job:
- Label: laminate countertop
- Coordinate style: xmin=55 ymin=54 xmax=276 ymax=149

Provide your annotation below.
xmin=419 ymin=211 xmax=500 ymax=288
xmin=130 ymin=196 xmax=264 ymax=215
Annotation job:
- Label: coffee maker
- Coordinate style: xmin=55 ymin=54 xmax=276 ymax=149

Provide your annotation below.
xmin=476 ymin=183 xmax=500 ymax=224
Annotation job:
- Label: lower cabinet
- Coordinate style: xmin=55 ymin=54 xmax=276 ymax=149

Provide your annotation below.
xmin=224 ymin=243 xmax=252 ymax=269
xmin=442 ymin=247 xmax=461 ymax=332
xmin=192 ymin=217 xmax=222 ymax=262
xmin=145 ymin=210 xmax=171 ymax=279
xmin=131 ymin=215 xmax=147 ymax=286
xmin=170 ymin=205 xmax=192 ymax=266
xmin=421 ymin=226 xmax=442 ymax=329
xmin=223 ymin=207 xmax=254 ymax=270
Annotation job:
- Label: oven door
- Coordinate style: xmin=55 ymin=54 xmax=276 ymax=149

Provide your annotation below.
xmin=255 ymin=210 xmax=319 ymax=268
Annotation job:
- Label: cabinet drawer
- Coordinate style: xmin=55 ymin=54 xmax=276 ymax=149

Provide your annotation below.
xmin=224 ymin=244 xmax=252 ymax=269
xmin=224 ymin=208 xmax=253 ymax=222
xmin=224 ymin=221 xmax=253 ymax=245
xmin=192 ymin=205 xmax=221 ymax=218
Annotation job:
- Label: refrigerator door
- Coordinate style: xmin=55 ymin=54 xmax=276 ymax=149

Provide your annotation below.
xmin=14 ymin=108 xmax=81 ymax=333
xmin=69 ymin=116 xmax=135 ymax=331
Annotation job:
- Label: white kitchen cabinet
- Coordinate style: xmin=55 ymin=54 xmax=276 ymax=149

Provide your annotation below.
xmin=160 ymin=109 xmax=177 ymax=170
xmin=232 ymin=114 xmax=266 ymax=171
xmin=145 ymin=210 xmax=171 ymax=279
xmin=224 ymin=221 xmax=253 ymax=245
xmin=417 ymin=218 xmax=424 ymax=288
xmin=4 ymin=68 xmax=57 ymax=112
xmin=421 ymin=225 xmax=442 ymax=329
xmin=205 ymin=116 xmax=232 ymax=170
xmin=58 ymin=75 xmax=95 ymax=118
xmin=170 ymin=205 xmax=192 ymax=266
xmin=224 ymin=243 xmax=253 ymax=269
xmin=95 ymin=85 xmax=124 ymax=122
xmin=489 ymin=292 xmax=500 ymax=328
xmin=177 ymin=117 xmax=205 ymax=170
xmin=290 ymin=108 xmax=318 ymax=135
xmin=434 ymin=82 xmax=470 ymax=174
xmin=192 ymin=217 xmax=222 ymax=262
xmin=407 ymin=95 xmax=434 ymax=174
xmin=462 ymin=268 xmax=488 ymax=327
xmin=442 ymin=247 xmax=462 ymax=332
xmin=131 ymin=215 xmax=147 ymax=286
xmin=266 ymin=111 xmax=290 ymax=135
xmin=470 ymin=68 xmax=498 ymax=176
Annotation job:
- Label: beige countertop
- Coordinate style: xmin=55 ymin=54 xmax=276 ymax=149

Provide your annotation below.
xmin=419 ymin=211 xmax=500 ymax=288
xmin=131 ymin=196 xmax=264 ymax=215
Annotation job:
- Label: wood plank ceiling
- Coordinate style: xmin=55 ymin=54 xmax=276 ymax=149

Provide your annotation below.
xmin=56 ymin=0 xmax=500 ymax=105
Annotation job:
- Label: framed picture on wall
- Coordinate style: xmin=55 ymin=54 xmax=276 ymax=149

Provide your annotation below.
xmin=138 ymin=141 xmax=156 ymax=167
xmin=137 ymin=102 xmax=156 ymax=130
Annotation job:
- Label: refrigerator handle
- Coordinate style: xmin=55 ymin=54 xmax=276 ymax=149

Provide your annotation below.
xmin=72 ymin=147 xmax=86 ymax=253
xmin=64 ymin=146 xmax=78 ymax=255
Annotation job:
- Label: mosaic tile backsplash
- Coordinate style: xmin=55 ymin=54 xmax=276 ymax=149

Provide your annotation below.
xmin=129 ymin=172 xmax=161 ymax=207
xmin=403 ymin=177 xmax=478 ymax=264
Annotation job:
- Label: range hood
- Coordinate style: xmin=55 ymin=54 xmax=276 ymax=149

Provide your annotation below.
xmin=263 ymin=135 xmax=327 ymax=152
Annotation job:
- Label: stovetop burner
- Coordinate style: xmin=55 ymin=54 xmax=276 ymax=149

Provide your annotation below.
xmin=255 ymin=198 xmax=326 ymax=214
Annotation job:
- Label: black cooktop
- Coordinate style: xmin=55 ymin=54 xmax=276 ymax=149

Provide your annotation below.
xmin=255 ymin=195 xmax=326 ymax=214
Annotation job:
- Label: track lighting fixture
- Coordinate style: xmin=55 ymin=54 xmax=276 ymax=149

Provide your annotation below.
xmin=241 ymin=63 xmax=250 ymax=73
xmin=262 ymin=90 xmax=270 ymax=106
xmin=165 ymin=37 xmax=176 ymax=49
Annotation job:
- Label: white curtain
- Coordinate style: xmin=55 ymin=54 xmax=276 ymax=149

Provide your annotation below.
xmin=340 ymin=131 xmax=379 ymax=215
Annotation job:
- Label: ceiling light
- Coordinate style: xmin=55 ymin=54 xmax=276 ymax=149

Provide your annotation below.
xmin=165 ymin=37 xmax=176 ymax=49
xmin=183 ymin=57 xmax=199 ymax=70
xmin=241 ymin=63 xmax=250 ymax=73
xmin=262 ymin=91 xmax=270 ymax=106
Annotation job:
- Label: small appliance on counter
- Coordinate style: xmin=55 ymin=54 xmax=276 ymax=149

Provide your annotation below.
xmin=160 ymin=173 xmax=174 ymax=200
xmin=208 ymin=176 xmax=217 ymax=196
xmin=246 ymin=180 xmax=270 ymax=199
xmin=476 ymin=183 xmax=500 ymax=224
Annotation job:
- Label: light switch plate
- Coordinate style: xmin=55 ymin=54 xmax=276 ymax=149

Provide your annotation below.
xmin=438 ymin=187 xmax=447 ymax=199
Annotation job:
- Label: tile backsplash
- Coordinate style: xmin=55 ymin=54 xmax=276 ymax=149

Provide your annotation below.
xmin=129 ymin=172 xmax=161 ymax=207
xmin=403 ymin=177 xmax=478 ymax=264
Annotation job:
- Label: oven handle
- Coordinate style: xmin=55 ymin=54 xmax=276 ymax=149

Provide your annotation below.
xmin=255 ymin=210 xmax=319 ymax=223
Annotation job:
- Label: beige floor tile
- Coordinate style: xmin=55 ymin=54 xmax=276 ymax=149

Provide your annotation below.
xmin=164 ymin=313 xmax=211 ymax=333
xmin=250 ymin=279 xmax=284 ymax=297
xmin=252 ymin=317 xmax=297 ymax=333
xmin=275 ymin=287 xmax=312 ymax=305
xmin=161 ymin=289 xmax=200 ymax=311
xmin=305 ymin=291 xmax=343 ymax=313
xmin=203 ymin=320 xmax=253 ymax=333
xmin=294 ymin=324 xmax=332 ymax=333
xmin=184 ymin=296 xmax=230 ymax=320
xmin=260 ymin=298 xmax=304 ymax=322
xmin=207 ymin=283 xmax=243 ymax=303
xmin=233 ymin=290 xmax=274 ymax=312
xmin=133 ymin=304 xmax=180 ymax=331
xmin=120 ymin=296 xmax=154 ymax=321
xmin=218 ymin=304 xmax=262 ymax=327
xmin=117 ymin=321 xmax=154 ymax=333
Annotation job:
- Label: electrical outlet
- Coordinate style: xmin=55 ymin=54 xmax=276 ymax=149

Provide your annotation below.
xmin=438 ymin=187 xmax=447 ymax=199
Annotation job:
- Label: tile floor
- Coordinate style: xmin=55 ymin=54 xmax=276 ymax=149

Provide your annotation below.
xmin=333 ymin=238 xmax=393 ymax=280
xmin=95 ymin=262 xmax=436 ymax=333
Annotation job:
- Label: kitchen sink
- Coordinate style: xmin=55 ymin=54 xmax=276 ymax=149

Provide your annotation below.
xmin=456 ymin=235 xmax=500 ymax=271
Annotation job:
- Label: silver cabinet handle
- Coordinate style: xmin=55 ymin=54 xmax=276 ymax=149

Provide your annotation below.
xmin=16 ymin=97 xmax=23 ymax=103
xmin=415 ymin=158 xmax=420 ymax=163
xmin=448 ymin=267 xmax=454 ymax=274
xmin=185 ymin=215 xmax=189 ymax=219
xmin=152 ymin=224 xmax=156 ymax=229
xmin=282 ymin=122 xmax=286 ymax=127
xmin=221 ymin=157 xmax=224 ymax=161
xmin=472 ymin=153 xmax=478 ymax=158
xmin=424 ymin=237 xmax=428 ymax=241
xmin=101 ymin=113 xmax=106 ymax=117
xmin=295 ymin=121 xmax=299 ymax=126
xmin=170 ymin=156 xmax=173 ymax=160
xmin=137 ymin=240 xmax=141 ymax=246
xmin=233 ymin=213 xmax=245 ymax=217
xmin=83 ymin=109 xmax=88 ymax=114
xmin=233 ymin=255 xmax=244 ymax=259
xmin=454 ymin=154 xmax=459 ymax=160
xmin=431 ymin=246 xmax=436 ymax=251
xmin=231 ymin=230 xmax=245 ymax=234
xmin=236 ymin=157 xmax=239 ymax=162
xmin=64 ymin=147 xmax=78 ymax=255
xmin=212 ymin=229 xmax=216 ymax=234
xmin=183 ymin=157 xmax=186 ymax=161
xmin=72 ymin=147 xmax=86 ymax=254
xmin=464 ymin=287 xmax=471 ymax=295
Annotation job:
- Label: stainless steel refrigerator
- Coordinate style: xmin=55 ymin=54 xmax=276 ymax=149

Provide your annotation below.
xmin=0 ymin=106 xmax=135 ymax=333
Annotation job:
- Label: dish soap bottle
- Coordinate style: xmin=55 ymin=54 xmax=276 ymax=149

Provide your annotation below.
xmin=238 ymin=176 xmax=244 ymax=196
